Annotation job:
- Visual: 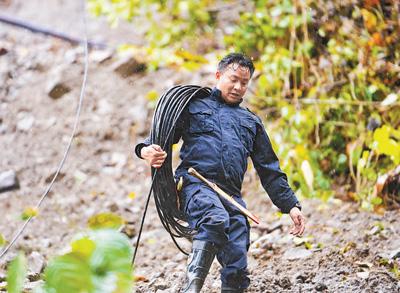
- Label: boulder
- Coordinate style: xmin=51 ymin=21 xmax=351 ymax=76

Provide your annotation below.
xmin=16 ymin=114 xmax=35 ymax=132
xmin=0 ymin=170 xmax=19 ymax=193
xmin=47 ymin=80 xmax=71 ymax=99
xmin=112 ymin=56 xmax=146 ymax=78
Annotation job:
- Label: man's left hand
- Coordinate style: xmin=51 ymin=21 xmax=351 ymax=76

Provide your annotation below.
xmin=289 ymin=207 xmax=305 ymax=236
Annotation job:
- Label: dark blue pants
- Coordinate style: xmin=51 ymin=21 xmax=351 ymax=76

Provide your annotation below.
xmin=181 ymin=182 xmax=250 ymax=289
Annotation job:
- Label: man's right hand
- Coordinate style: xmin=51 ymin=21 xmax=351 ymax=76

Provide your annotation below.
xmin=141 ymin=144 xmax=167 ymax=168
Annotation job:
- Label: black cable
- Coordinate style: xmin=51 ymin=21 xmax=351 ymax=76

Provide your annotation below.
xmin=151 ymin=86 xmax=211 ymax=239
xmin=132 ymin=85 xmax=211 ymax=265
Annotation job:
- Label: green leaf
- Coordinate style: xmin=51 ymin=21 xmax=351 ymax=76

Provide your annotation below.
xmin=146 ymin=90 xmax=159 ymax=102
xmin=43 ymin=253 xmax=93 ymax=293
xmin=41 ymin=229 xmax=133 ymax=292
xmin=0 ymin=233 xmax=5 ymax=247
xmin=373 ymin=126 xmax=400 ymax=164
xmin=87 ymin=230 xmax=133 ymax=292
xmin=71 ymin=237 xmax=96 ymax=260
xmin=21 ymin=207 xmax=38 ymax=220
xmin=88 ymin=230 xmax=132 ymax=274
xmin=87 ymin=213 xmax=125 ymax=230
xmin=370 ymin=196 xmax=383 ymax=206
xmin=7 ymin=252 xmax=27 ymax=293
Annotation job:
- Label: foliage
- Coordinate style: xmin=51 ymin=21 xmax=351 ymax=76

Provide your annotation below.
xmin=88 ymin=0 xmax=216 ymax=70
xmin=6 ymin=252 xmax=27 ymax=293
xmin=225 ymin=0 xmax=400 ymax=207
xmin=0 ymin=233 xmax=5 ymax=247
xmin=87 ymin=212 xmax=125 ymax=230
xmin=88 ymin=0 xmax=400 ymax=208
xmin=37 ymin=229 xmax=133 ymax=293
xmin=4 ymin=213 xmax=133 ymax=292
xmin=21 ymin=207 xmax=38 ymax=220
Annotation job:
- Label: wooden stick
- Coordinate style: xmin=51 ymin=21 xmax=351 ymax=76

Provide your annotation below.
xmin=188 ymin=167 xmax=260 ymax=224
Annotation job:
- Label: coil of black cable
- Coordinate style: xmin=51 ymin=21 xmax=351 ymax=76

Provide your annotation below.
xmin=149 ymin=85 xmax=212 ymax=253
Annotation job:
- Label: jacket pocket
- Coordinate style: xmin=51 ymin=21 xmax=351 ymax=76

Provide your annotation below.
xmin=188 ymin=107 xmax=214 ymax=134
xmin=239 ymin=118 xmax=256 ymax=153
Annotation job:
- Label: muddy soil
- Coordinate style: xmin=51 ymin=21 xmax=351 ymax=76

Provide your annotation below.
xmin=0 ymin=1 xmax=399 ymax=292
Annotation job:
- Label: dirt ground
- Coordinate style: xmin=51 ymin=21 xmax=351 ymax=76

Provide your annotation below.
xmin=0 ymin=1 xmax=399 ymax=292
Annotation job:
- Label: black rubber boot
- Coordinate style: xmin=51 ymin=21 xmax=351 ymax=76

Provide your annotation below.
xmin=221 ymin=287 xmax=244 ymax=293
xmin=181 ymin=240 xmax=218 ymax=293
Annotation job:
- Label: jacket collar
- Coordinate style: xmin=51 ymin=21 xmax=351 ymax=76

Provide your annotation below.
xmin=210 ymin=87 xmax=242 ymax=107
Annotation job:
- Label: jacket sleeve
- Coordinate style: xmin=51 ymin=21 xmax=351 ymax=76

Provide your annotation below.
xmin=250 ymin=119 xmax=299 ymax=213
xmin=134 ymin=136 xmax=151 ymax=159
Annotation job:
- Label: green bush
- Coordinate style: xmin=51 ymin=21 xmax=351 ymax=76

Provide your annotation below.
xmin=226 ymin=0 xmax=400 ymax=207
xmin=6 ymin=213 xmax=133 ymax=293
xmin=88 ymin=0 xmax=400 ymax=208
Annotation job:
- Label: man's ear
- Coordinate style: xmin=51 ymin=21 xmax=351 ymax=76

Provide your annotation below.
xmin=215 ymin=71 xmax=221 ymax=80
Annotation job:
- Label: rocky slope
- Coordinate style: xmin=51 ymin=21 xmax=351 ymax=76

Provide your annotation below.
xmin=0 ymin=1 xmax=399 ymax=292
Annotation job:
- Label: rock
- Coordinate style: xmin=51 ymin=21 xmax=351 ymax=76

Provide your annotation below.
xmin=39 ymin=238 xmax=52 ymax=248
xmin=275 ymin=276 xmax=291 ymax=289
xmin=390 ymin=249 xmax=400 ymax=260
xmin=153 ymin=282 xmax=168 ymax=291
xmin=356 ymin=271 xmax=369 ymax=279
xmin=0 ymin=170 xmax=20 ymax=193
xmin=28 ymin=251 xmax=45 ymax=276
xmin=295 ymin=272 xmax=313 ymax=283
xmin=367 ymin=225 xmax=382 ymax=236
xmin=64 ymin=48 xmax=80 ymax=64
xmin=0 ymin=281 xmax=6 ymax=290
xmin=47 ymin=74 xmax=71 ymax=99
xmin=355 ymin=248 xmax=370 ymax=257
xmin=0 ymin=47 xmax=8 ymax=56
xmin=249 ymin=247 xmax=264 ymax=258
xmin=250 ymin=233 xmax=279 ymax=249
xmin=24 ymin=280 xmax=44 ymax=290
xmin=107 ymin=202 xmax=119 ymax=212
xmin=44 ymin=171 xmax=66 ymax=183
xmin=315 ymin=282 xmax=328 ymax=291
xmin=112 ymin=56 xmax=146 ymax=78
xmin=250 ymin=231 xmax=260 ymax=242
xmin=0 ymin=123 xmax=7 ymax=134
xmin=282 ymin=248 xmax=312 ymax=260
xmin=27 ymin=272 xmax=41 ymax=282
xmin=47 ymin=82 xmax=71 ymax=99
xmin=0 ymin=251 xmax=17 ymax=270
xmin=355 ymin=261 xmax=373 ymax=269
xmin=17 ymin=114 xmax=35 ymax=131
xmin=89 ymin=49 xmax=113 ymax=64
xmin=121 ymin=224 xmax=135 ymax=238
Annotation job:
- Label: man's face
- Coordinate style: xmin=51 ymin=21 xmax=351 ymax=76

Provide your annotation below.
xmin=215 ymin=63 xmax=251 ymax=104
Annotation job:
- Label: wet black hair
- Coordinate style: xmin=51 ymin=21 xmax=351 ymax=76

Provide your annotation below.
xmin=217 ymin=52 xmax=255 ymax=77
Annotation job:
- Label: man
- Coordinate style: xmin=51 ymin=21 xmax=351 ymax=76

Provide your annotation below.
xmin=135 ymin=53 xmax=305 ymax=293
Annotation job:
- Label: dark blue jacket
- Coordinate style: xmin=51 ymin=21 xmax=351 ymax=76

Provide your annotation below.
xmin=135 ymin=88 xmax=299 ymax=213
